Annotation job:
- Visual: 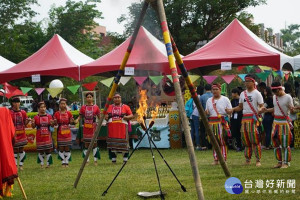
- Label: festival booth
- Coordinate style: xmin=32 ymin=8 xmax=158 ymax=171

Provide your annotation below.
xmin=81 ymin=26 xmax=184 ymax=148
xmin=183 ymin=19 xmax=294 ymax=73
xmin=0 ymin=34 xmax=94 ymax=151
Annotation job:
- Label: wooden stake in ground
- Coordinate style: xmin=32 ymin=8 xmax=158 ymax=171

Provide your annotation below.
xmin=169 ymin=37 xmax=231 ymax=177
xmin=16 ymin=177 xmax=27 ymax=200
xmin=73 ymin=1 xmax=149 ymax=188
xmin=152 ymin=0 xmax=205 ymax=199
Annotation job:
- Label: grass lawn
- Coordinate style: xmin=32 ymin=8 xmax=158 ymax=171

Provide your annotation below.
xmin=9 ymin=148 xmax=300 ymax=200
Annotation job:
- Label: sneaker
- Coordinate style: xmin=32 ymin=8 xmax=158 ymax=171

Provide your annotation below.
xmin=19 ymin=166 xmax=24 ymax=171
xmin=201 ymin=147 xmax=207 ymax=150
xmin=273 ymin=163 xmax=282 ymax=168
xmin=112 ymin=161 xmax=116 ymax=164
xmin=46 ymin=165 xmax=50 ymax=168
xmin=94 ymin=161 xmax=98 ymax=166
xmin=256 ymin=161 xmax=261 ymax=167
xmin=281 ymin=164 xmax=288 ymax=168
xmin=40 ymin=165 xmax=44 ymax=169
xmin=65 ymin=164 xmax=69 ymax=168
xmin=62 ymin=164 xmax=66 ymax=168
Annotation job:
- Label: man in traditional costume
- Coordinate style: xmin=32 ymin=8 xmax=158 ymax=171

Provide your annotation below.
xmin=229 ymin=74 xmax=265 ymax=167
xmin=0 ymin=107 xmax=18 ymax=198
xmin=32 ymin=102 xmax=55 ymax=168
xmin=75 ymin=92 xmax=101 ymax=165
xmin=54 ymin=98 xmax=74 ymax=167
xmin=10 ymin=97 xmax=30 ymax=170
xmin=264 ymin=82 xmax=294 ymax=168
xmin=105 ymin=93 xmax=134 ymax=163
xmin=205 ymin=83 xmax=232 ymax=165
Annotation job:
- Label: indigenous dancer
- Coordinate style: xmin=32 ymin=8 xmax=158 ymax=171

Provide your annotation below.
xmin=10 ymin=97 xmax=30 ymax=170
xmin=0 ymin=107 xmax=18 ymax=198
xmin=32 ymin=102 xmax=55 ymax=168
xmin=205 ymin=84 xmax=232 ymax=165
xmin=265 ymin=82 xmax=294 ymax=168
xmin=75 ymin=92 xmax=101 ymax=165
xmin=105 ymin=93 xmax=134 ymax=163
xmin=229 ymin=74 xmax=265 ymax=166
xmin=54 ymin=98 xmax=74 ymax=167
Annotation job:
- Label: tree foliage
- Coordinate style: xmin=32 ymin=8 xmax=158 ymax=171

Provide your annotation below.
xmin=118 ymin=0 xmax=266 ymax=55
xmin=280 ymin=24 xmax=300 ymax=56
xmin=47 ymin=0 xmax=103 ymax=59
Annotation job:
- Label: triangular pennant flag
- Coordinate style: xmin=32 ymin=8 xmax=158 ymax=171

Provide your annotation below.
xmin=167 ymin=75 xmax=173 ymax=82
xmin=67 ymin=85 xmax=80 ymax=94
xmin=83 ymin=81 xmax=98 ymax=91
xmin=221 ymin=83 xmax=227 ymax=95
xmin=259 ymin=66 xmax=271 ymax=71
xmin=189 ymin=75 xmax=200 ymax=83
xmin=0 ymin=84 xmax=3 ymax=89
xmin=276 ymin=71 xmax=283 ymax=77
xmin=221 ymin=75 xmax=235 ymax=84
xmin=272 ymin=71 xmax=278 ymax=77
xmin=237 ymin=66 xmax=246 ymax=71
xmin=20 ymin=87 xmax=32 ymax=94
xmin=246 ymin=65 xmax=254 ymax=73
xmin=120 ymin=77 xmax=132 ymax=85
xmin=149 ymin=76 xmax=163 ymax=85
xmin=238 ymin=74 xmax=247 ymax=81
xmin=35 ymin=88 xmax=45 ymax=95
xmin=256 ymin=72 xmax=270 ymax=81
xmin=47 ymin=88 xmax=63 ymax=98
xmin=203 ymin=76 xmax=217 ymax=84
xmin=100 ymin=77 xmax=114 ymax=88
xmin=285 ymin=73 xmax=289 ymax=81
xmin=255 ymin=68 xmax=261 ymax=73
xmin=134 ymin=77 xmax=147 ymax=86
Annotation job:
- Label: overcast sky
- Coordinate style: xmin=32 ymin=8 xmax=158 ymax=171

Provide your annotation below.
xmin=32 ymin=0 xmax=300 ymax=34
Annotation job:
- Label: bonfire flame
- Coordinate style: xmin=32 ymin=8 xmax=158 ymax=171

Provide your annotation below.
xmin=136 ymin=90 xmax=148 ymax=127
xmin=136 ymin=90 xmax=159 ymax=128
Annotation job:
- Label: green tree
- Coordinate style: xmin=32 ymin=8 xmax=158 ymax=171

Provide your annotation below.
xmin=280 ymin=24 xmax=300 ymax=56
xmin=118 ymin=0 xmax=266 ymax=55
xmin=47 ymin=0 xmax=103 ymax=59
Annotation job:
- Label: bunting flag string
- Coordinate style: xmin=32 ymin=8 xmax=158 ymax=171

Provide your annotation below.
xmin=20 ymin=87 xmax=32 ymax=94
xmin=285 ymin=73 xmax=290 ymax=81
xmin=47 ymin=88 xmax=63 ymax=98
xmin=203 ymin=76 xmax=217 ymax=84
xmin=189 ymin=75 xmax=200 ymax=83
xmin=149 ymin=76 xmax=163 ymax=85
xmin=120 ymin=77 xmax=132 ymax=85
xmin=67 ymin=85 xmax=80 ymax=94
xmin=237 ymin=66 xmax=246 ymax=71
xmin=100 ymin=77 xmax=114 ymax=88
xmin=83 ymin=81 xmax=98 ymax=91
xmin=35 ymin=88 xmax=45 ymax=95
xmin=221 ymin=75 xmax=236 ymax=84
xmin=256 ymin=72 xmax=270 ymax=81
xmin=133 ymin=77 xmax=147 ymax=86
xmin=238 ymin=74 xmax=247 ymax=81
xmin=272 ymin=71 xmax=278 ymax=77
xmin=246 ymin=65 xmax=254 ymax=73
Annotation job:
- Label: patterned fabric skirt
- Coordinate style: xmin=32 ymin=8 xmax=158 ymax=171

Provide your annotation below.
xmin=14 ymin=130 xmax=28 ymax=148
xmin=36 ymin=131 xmax=53 ymax=151
xmin=107 ymin=122 xmax=129 ymax=153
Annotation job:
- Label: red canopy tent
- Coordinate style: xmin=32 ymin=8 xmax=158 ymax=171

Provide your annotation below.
xmin=0 ymin=34 xmax=94 ymax=83
xmin=183 ymin=19 xmax=294 ymax=72
xmin=80 ymin=26 xmax=177 ymax=80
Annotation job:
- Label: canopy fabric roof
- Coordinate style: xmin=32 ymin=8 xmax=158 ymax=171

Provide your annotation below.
xmin=294 ymin=55 xmax=300 ymax=71
xmin=0 ymin=34 xmax=94 ymax=82
xmin=0 ymin=56 xmax=15 ymax=72
xmin=80 ymin=26 xmax=174 ymax=80
xmin=183 ymin=19 xmax=294 ymax=71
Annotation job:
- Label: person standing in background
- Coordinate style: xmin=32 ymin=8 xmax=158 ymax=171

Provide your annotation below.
xmin=230 ymin=88 xmax=243 ymax=151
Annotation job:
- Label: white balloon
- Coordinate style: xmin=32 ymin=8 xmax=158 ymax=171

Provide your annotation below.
xmin=49 ymin=79 xmax=64 ymax=88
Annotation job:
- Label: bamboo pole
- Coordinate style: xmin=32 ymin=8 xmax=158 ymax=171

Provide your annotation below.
xmin=153 ymin=0 xmax=205 ymax=199
xmin=170 ymin=36 xmax=231 ymax=177
xmin=16 ymin=177 xmax=27 ymax=200
xmin=73 ymin=1 xmax=149 ymax=188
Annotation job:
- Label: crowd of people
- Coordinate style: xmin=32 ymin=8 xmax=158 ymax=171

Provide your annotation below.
xmin=188 ymin=74 xmax=298 ymax=168
xmin=9 ymin=92 xmax=133 ymax=169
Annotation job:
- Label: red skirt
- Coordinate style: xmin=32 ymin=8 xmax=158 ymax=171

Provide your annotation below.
xmin=14 ymin=129 xmax=28 ymax=148
xmin=107 ymin=122 xmax=128 ymax=153
xmin=83 ymin=123 xmax=96 ymax=142
xmin=36 ymin=129 xmax=53 ymax=151
xmin=57 ymin=125 xmax=72 ymax=147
